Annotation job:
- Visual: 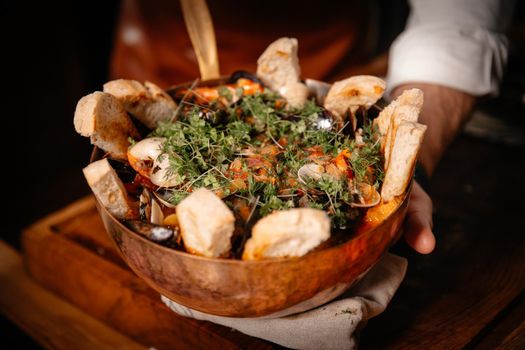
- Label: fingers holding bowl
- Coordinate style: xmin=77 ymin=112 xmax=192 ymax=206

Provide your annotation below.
xmin=403 ymin=181 xmax=435 ymax=254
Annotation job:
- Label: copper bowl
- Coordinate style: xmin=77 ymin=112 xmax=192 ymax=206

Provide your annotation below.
xmin=92 ymin=78 xmax=411 ymax=317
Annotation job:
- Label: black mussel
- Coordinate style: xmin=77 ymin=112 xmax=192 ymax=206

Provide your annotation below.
xmin=312 ymin=109 xmax=336 ymax=131
xmin=281 ymin=114 xmax=301 ymax=122
xmin=124 ymin=220 xmax=178 ymax=243
xmin=354 ymin=106 xmax=370 ymax=130
xmin=107 ymin=158 xmax=136 ymax=183
xmin=332 ymin=205 xmax=362 ymax=231
xmin=199 ymin=107 xmax=228 ymax=126
xmin=139 ymin=189 xmax=152 ymax=222
xmin=368 ymin=101 xmax=385 ymax=120
xmin=166 ymin=85 xmax=187 ymax=102
xmin=354 ymin=101 xmax=385 ymax=130
xmin=228 ymin=70 xmax=264 ymax=85
xmin=282 ymin=109 xmax=335 ymax=131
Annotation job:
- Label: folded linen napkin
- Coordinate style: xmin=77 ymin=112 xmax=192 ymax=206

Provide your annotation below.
xmin=161 ymin=253 xmax=407 ymax=350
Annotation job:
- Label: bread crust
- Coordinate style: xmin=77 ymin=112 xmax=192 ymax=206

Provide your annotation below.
xmin=103 ymin=79 xmax=177 ymax=129
xmin=74 ymin=92 xmax=139 ymax=160
xmin=373 ymin=88 xmax=423 ymax=153
xmin=279 ymin=81 xmax=310 ymax=108
xmin=381 ymin=122 xmax=427 ymax=202
xmin=257 ymin=37 xmax=301 ymax=91
xmin=256 ymin=37 xmax=310 ymax=108
xmin=324 ymin=75 xmax=386 ymax=129
xmin=176 ymin=188 xmax=235 ymax=258
xmin=242 ymin=208 xmax=330 ymax=260
xmin=384 ymin=104 xmax=421 ymax=170
xmin=83 ymin=158 xmax=135 ymax=219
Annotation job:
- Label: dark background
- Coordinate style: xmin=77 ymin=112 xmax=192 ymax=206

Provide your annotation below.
xmin=4 ymin=2 xmax=120 ymax=347
xmin=2 ymin=1 xmax=524 ymax=348
xmin=7 ymin=1 xmax=119 ymax=244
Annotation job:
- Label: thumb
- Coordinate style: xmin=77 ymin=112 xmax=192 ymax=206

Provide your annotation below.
xmin=404 ymin=182 xmax=435 ymax=254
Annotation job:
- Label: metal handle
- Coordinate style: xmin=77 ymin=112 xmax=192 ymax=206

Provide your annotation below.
xmin=180 ymin=0 xmax=220 ymax=80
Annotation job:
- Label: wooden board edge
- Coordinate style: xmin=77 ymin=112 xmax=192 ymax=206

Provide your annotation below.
xmin=0 ymin=240 xmax=146 ymax=350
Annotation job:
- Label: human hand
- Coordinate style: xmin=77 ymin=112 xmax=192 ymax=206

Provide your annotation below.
xmin=404 ymin=181 xmax=435 ymax=254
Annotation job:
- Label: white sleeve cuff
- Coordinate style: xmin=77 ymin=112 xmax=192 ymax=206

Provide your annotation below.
xmin=387 ymin=23 xmax=508 ymax=97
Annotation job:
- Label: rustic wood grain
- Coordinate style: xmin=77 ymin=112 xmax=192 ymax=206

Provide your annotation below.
xmin=496 ymin=319 xmax=525 ymax=350
xmin=21 ymin=196 xmax=273 ymax=350
xmin=0 ymin=241 xmax=146 ymax=350
xmin=471 ymin=292 xmax=525 ymax=350
xmin=361 ymin=137 xmax=525 ymax=349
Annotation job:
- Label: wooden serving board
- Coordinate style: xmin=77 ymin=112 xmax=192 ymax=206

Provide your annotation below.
xmin=21 ymin=195 xmax=274 ymax=350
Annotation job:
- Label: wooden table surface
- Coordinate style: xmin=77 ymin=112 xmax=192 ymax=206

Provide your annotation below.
xmin=3 ymin=134 xmax=525 ymax=349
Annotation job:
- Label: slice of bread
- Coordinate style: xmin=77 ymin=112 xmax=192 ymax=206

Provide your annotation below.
xmin=373 ymin=88 xmax=423 ymax=153
xmin=324 ymin=75 xmax=386 ymax=129
xmin=74 ymin=91 xmax=139 ymax=160
xmin=384 ymin=104 xmax=421 ymax=170
xmin=279 ymin=81 xmax=310 ymax=108
xmin=242 ymin=208 xmax=330 ymax=260
xmin=257 ymin=37 xmax=301 ymax=92
xmin=381 ymin=121 xmax=427 ymax=202
xmin=103 ymin=79 xmax=177 ymax=129
xmin=83 ymin=158 xmax=135 ymax=219
xmin=176 ymin=188 xmax=235 ymax=258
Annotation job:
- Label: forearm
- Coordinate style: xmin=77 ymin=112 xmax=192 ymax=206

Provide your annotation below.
xmin=385 ymin=0 xmax=514 ymax=177
xmin=391 ymin=83 xmax=475 ymax=177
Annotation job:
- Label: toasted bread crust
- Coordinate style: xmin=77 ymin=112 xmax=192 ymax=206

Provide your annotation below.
xmin=257 ymin=37 xmax=301 ymax=91
xmin=279 ymin=81 xmax=310 ymax=108
xmin=74 ymin=92 xmax=139 ymax=160
xmin=104 ymin=79 xmax=177 ymax=129
xmin=324 ymin=75 xmax=386 ymax=129
xmin=373 ymin=88 xmax=423 ymax=152
xmin=242 ymin=208 xmax=330 ymax=260
xmin=381 ymin=122 xmax=427 ymax=202
xmin=384 ymin=104 xmax=421 ymax=170
xmin=176 ymin=188 xmax=235 ymax=258
xmin=83 ymin=158 xmax=135 ymax=219
xmin=256 ymin=37 xmax=311 ymax=108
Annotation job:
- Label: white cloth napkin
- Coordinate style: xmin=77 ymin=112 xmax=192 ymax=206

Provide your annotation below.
xmin=161 ymin=253 xmax=407 ymax=350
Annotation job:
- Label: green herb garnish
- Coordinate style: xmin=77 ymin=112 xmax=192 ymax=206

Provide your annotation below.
xmin=148 ymin=88 xmax=383 ymax=228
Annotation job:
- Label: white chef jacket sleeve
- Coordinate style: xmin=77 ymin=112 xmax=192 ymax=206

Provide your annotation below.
xmin=387 ymin=0 xmax=515 ymax=97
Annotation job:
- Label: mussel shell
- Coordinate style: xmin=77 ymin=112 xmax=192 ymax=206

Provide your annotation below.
xmin=107 ymin=158 xmax=136 ymax=183
xmin=139 ymin=189 xmax=152 ymax=221
xmin=297 ymin=163 xmax=325 ymax=183
xmin=297 ymin=163 xmax=326 ymax=196
xmin=152 ymin=190 xmax=177 ymax=209
xmin=281 ymin=114 xmax=301 ymax=122
xmin=312 ymin=109 xmax=336 ymax=131
xmin=284 ymin=109 xmax=335 ymax=131
xmin=150 ymin=199 xmax=165 ymax=226
xmin=199 ymin=108 xmax=228 ymax=126
xmin=228 ymin=70 xmax=263 ymax=85
xmin=282 ymin=109 xmax=335 ymax=132
xmin=124 ymin=220 xmax=177 ymax=243
xmin=167 ymin=85 xmax=189 ymax=102
xmin=304 ymin=79 xmax=331 ymax=105
xmin=350 ymin=183 xmax=381 ymax=208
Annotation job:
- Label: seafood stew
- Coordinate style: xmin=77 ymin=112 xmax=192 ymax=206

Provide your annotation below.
xmin=77 ymin=37 xmax=426 ymax=261
xmin=124 ymin=74 xmax=384 ymax=255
